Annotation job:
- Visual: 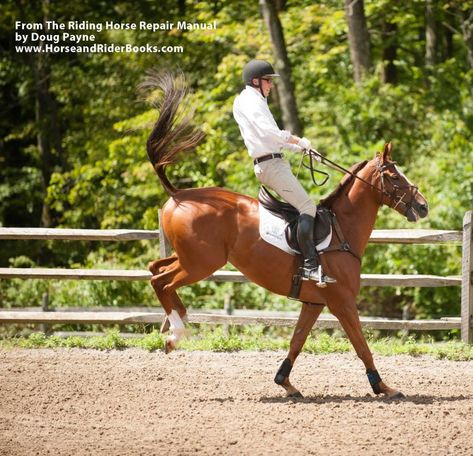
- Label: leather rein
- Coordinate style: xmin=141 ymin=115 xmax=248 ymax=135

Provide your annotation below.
xmin=306 ymin=149 xmax=419 ymax=218
xmin=302 ymin=149 xmax=420 ymax=264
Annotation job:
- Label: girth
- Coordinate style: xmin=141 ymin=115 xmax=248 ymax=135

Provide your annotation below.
xmin=318 ymin=212 xmax=361 ymax=262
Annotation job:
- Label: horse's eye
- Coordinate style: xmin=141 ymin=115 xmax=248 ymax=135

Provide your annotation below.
xmin=391 ymin=175 xmax=399 ymax=180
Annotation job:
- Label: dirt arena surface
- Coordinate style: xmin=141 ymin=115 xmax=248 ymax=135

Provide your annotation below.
xmin=1 ymin=348 xmax=473 ymax=456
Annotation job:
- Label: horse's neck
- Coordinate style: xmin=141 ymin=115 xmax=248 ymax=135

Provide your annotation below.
xmin=332 ymin=173 xmax=380 ymax=257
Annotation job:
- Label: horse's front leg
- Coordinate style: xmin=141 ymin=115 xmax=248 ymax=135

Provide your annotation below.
xmin=275 ymin=302 xmax=324 ymax=398
xmin=329 ymin=299 xmax=405 ymax=400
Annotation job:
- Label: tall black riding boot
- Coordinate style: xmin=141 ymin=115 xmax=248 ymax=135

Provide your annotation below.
xmin=297 ymin=214 xmax=336 ymax=288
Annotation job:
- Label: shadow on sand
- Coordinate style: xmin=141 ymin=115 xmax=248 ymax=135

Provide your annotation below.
xmin=259 ymin=394 xmax=471 ymax=405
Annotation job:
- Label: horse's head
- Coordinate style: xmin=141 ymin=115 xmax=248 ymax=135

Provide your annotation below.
xmin=374 ymin=143 xmax=429 ymax=222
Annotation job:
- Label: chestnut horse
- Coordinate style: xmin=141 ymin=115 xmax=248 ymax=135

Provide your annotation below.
xmin=145 ymin=73 xmax=429 ymax=399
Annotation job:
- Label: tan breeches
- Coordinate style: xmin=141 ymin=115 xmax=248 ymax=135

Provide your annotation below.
xmin=254 ymin=158 xmax=317 ymax=217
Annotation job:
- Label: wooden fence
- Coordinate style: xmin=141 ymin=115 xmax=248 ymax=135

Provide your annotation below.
xmin=0 ymin=210 xmax=471 ymax=342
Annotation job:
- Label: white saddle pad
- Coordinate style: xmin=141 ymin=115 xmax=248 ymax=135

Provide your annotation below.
xmin=259 ymin=204 xmax=332 ymax=256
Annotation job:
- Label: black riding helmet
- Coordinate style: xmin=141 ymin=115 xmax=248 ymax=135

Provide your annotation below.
xmin=242 ymin=59 xmax=279 ymax=97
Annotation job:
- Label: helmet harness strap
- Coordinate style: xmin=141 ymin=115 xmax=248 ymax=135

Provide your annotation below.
xmin=251 ymin=77 xmax=266 ymax=98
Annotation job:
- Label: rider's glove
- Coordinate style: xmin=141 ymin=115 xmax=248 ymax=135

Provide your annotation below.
xmin=311 ymin=150 xmax=322 ymax=162
xmin=297 ymin=137 xmax=311 ymax=150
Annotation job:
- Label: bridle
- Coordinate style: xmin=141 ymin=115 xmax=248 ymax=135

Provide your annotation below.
xmin=376 ymin=159 xmax=419 ymax=216
xmin=304 ymin=149 xmax=419 ymax=217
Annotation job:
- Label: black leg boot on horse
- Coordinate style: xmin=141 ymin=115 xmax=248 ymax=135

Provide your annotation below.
xmin=297 ymin=214 xmax=336 ymax=288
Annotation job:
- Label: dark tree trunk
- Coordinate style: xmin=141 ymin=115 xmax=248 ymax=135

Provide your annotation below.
xmin=439 ymin=4 xmax=456 ymax=62
xmin=259 ymin=0 xmax=302 ymax=136
xmin=29 ymin=0 xmax=63 ymax=228
xmin=381 ymin=20 xmax=397 ymax=84
xmin=425 ymin=0 xmax=437 ymax=66
xmin=444 ymin=24 xmax=454 ymax=60
xmin=178 ymin=0 xmax=186 ymax=16
xmin=31 ymin=53 xmax=54 ymax=228
xmin=275 ymin=0 xmax=287 ymax=11
xmin=345 ymin=0 xmax=371 ymax=83
xmin=462 ymin=9 xmax=473 ymax=69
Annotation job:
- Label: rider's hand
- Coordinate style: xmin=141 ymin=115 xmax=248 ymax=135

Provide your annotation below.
xmin=312 ymin=150 xmax=322 ymax=162
xmin=297 ymin=137 xmax=311 ymax=150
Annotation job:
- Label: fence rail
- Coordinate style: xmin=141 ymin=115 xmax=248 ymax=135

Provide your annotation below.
xmin=0 ymin=212 xmax=472 ymax=342
xmin=0 ymin=268 xmax=462 ymax=287
xmin=0 ymin=309 xmax=461 ymax=331
xmin=0 ymin=228 xmax=160 ymax=241
xmin=0 ymin=227 xmax=462 ymax=243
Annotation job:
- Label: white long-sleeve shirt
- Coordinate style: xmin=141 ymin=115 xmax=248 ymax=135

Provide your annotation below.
xmin=233 ymin=85 xmax=301 ymax=159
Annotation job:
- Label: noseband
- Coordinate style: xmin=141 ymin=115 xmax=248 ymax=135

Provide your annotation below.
xmin=376 ymin=159 xmax=419 ymax=216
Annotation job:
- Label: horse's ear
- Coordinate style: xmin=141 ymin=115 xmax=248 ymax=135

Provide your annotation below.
xmin=382 ymin=142 xmax=393 ymax=162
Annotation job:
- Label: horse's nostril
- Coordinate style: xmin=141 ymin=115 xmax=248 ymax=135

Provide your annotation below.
xmin=418 ymin=202 xmax=429 ymax=217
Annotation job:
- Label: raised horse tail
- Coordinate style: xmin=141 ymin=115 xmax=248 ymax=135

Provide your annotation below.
xmin=141 ymin=71 xmax=205 ymax=196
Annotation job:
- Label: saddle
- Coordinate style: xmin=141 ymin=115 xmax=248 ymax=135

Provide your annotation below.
xmin=258 ymin=186 xmax=360 ymax=300
xmin=258 ymin=186 xmax=332 ymax=254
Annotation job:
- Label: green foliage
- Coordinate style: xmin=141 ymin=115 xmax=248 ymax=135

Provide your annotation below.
xmin=3 ymin=330 xmax=473 ymax=360
xmin=304 ymin=332 xmax=352 ymax=354
xmin=180 ymin=325 xmax=290 ymax=351
xmin=11 ymin=329 xmax=129 ymax=350
xmin=132 ymin=330 xmax=164 ymax=352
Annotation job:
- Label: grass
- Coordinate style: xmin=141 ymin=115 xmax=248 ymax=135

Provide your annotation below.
xmin=1 ymin=326 xmax=473 ymax=361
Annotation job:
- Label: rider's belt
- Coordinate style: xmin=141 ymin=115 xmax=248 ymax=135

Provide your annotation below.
xmin=253 ymin=153 xmax=283 ymax=165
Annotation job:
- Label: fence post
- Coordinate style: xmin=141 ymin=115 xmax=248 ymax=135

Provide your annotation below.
xmin=222 ymin=290 xmax=234 ymax=336
xmin=461 ymin=210 xmax=473 ymax=344
xmin=401 ymin=304 xmax=410 ymax=341
xmin=158 ymin=209 xmax=172 ymax=258
xmin=39 ymin=292 xmax=50 ymax=335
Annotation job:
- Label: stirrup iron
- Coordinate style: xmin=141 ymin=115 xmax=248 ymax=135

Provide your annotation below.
xmin=315 ymin=265 xmax=327 ymax=288
xmin=300 ymin=264 xmax=336 ymax=288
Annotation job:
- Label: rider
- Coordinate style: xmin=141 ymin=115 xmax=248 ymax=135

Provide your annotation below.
xmin=232 ymin=59 xmax=336 ymax=287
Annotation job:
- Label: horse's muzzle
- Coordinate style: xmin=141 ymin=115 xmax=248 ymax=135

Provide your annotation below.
xmin=416 ymin=202 xmax=429 ymax=218
xmin=406 ymin=201 xmax=429 ymax=222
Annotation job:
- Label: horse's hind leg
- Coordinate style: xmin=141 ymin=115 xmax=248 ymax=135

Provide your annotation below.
xmin=275 ymin=302 xmax=324 ymax=398
xmin=158 ymin=291 xmax=188 ymax=334
xmin=329 ymin=300 xmax=405 ymax=399
xmin=148 ymin=255 xmax=178 ymax=275
xmin=150 ymin=257 xmax=225 ymax=353
xmin=148 ymin=256 xmax=187 ymax=333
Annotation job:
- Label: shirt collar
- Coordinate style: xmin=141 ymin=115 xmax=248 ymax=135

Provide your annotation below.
xmin=245 ymin=85 xmax=266 ymax=101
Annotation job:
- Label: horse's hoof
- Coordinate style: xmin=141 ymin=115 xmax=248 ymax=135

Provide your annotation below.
xmin=388 ymin=391 xmax=406 ymax=400
xmin=287 ymin=391 xmax=304 ymax=399
xmin=164 ymin=338 xmax=176 ymax=354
